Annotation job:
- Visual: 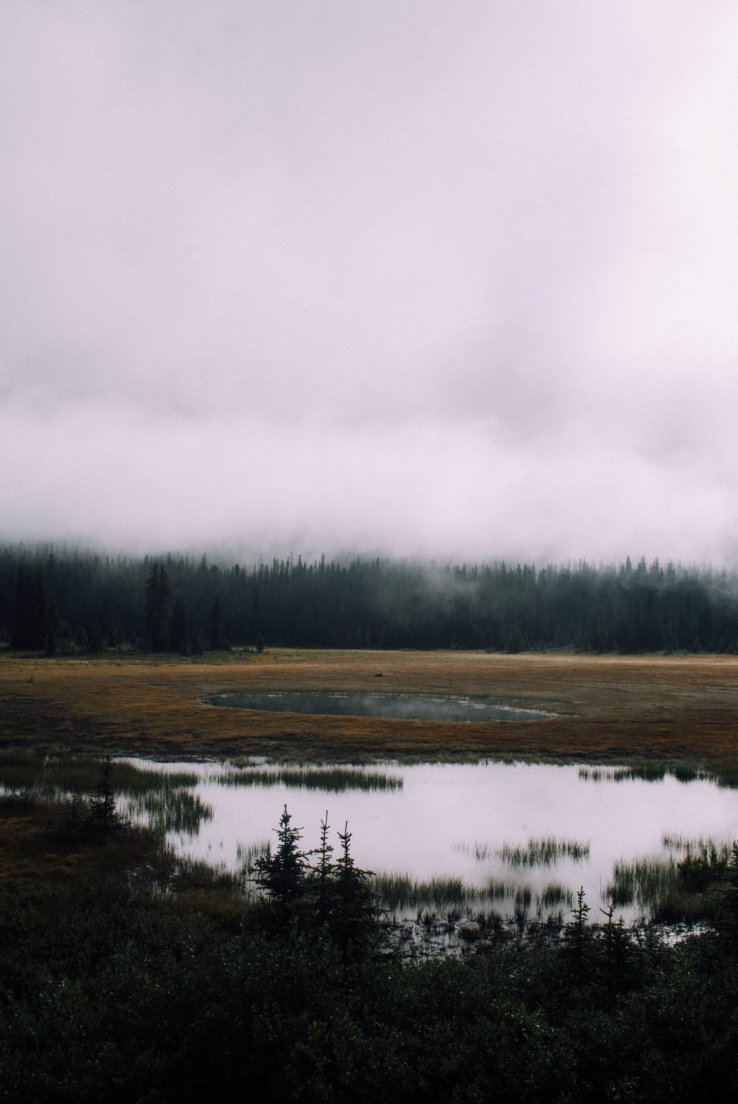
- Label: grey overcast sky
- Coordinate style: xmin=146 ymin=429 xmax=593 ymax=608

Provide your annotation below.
xmin=2 ymin=0 xmax=738 ymax=563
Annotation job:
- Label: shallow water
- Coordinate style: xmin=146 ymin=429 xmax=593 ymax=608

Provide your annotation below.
xmin=124 ymin=759 xmax=738 ymax=925
xmin=209 ymin=690 xmax=553 ymax=722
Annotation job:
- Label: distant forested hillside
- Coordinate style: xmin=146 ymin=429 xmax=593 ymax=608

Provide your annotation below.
xmin=2 ymin=546 xmax=738 ymax=655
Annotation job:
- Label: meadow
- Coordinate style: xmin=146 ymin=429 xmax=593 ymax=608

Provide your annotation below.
xmin=2 ymin=648 xmax=738 ymax=769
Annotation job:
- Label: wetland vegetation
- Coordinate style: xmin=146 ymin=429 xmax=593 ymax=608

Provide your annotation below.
xmin=217 ymin=763 xmax=404 ymax=792
xmin=1 ymin=763 xmax=738 ymax=1103
xmin=2 ymin=752 xmax=737 ymax=930
xmin=2 ymin=620 xmax=738 ymax=1100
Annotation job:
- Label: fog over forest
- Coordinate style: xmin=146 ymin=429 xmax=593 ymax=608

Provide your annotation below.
xmin=3 ymin=2 xmax=738 ymax=563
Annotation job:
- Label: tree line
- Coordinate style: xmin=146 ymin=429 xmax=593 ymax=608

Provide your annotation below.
xmin=3 ymin=544 xmax=738 ymax=655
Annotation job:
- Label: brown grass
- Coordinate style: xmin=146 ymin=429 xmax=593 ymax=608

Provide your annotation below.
xmin=2 ymin=649 xmax=738 ymax=764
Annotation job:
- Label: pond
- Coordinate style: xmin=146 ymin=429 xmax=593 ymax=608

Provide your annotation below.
xmin=209 ymin=690 xmax=554 ymax=722
xmin=120 ymin=758 xmax=738 ymax=927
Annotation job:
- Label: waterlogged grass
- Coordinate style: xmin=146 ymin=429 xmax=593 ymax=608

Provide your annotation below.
xmin=579 ymin=761 xmax=738 ymax=788
xmin=372 ymin=873 xmax=507 ymax=910
xmin=236 ymin=839 xmax=271 ymax=868
xmin=125 ymin=789 xmax=214 ymax=836
xmin=605 ymin=857 xmax=680 ymax=910
xmin=0 ymin=752 xmax=208 ymax=836
xmin=0 ymin=751 xmax=199 ymax=798
xmin=539 ymin=882 xmax=574 ymax=908
xmin=594 ymin=835 xmax=737 ymax=922
xmin=372 ymin=872 xmax=572 ymax=919
xmin=217 ymin=765 xmax=403 ymax=792
xmin=373 ymin=874 xmax=469 ymax=910
xmin=497 ymin=837 xmax=590 ymax=867
xmin=662 ymin=834 xmax=732 ymax=856
xmin=455 ymin=837 xmax=590 ymax=866
xmin=712 ymin=762 xmax=738 ymax=789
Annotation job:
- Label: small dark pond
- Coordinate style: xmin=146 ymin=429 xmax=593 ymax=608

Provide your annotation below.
xmin=209 ymin=691 xmax=552 ymax=723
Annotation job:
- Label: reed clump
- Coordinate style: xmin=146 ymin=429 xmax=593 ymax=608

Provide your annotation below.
xmin=125 ymin=789 xmax=214 ymax=836
xmin=605 ymin=857 xmax=680 ymax=909
xmin=217 ymin=765 xmax=403 ymax=792
xmin=539 ymin=882 xmax=574 ymax=908
xmin=497 ymin=837 xmax=590 ymax=866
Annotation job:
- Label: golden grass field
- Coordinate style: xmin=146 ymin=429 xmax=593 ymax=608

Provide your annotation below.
xmin=2 ymin=648 xmax=738 ymax=765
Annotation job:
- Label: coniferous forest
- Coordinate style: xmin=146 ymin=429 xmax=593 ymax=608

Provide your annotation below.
xmin=2 ymin=545 xmax=738 ymax=654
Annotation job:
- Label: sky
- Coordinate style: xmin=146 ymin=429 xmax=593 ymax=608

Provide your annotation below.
xmin=3 ymin=0 xmax=738 ymax=565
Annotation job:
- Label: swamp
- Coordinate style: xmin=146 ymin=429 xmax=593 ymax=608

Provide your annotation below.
xmin=1 ymin=650 xmax=738 ymax=1101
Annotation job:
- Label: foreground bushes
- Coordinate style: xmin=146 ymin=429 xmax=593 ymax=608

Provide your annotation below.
xmin=1 ymin=861 xmax=738 ymax=1104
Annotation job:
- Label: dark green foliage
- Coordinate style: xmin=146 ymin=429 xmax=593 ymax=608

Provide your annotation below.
xmin=206 ymin=596 xmax=227 ymax=649
xmin=10 ymin=568 xmax=51 ymax=649
xmin=4 ymin=545 xmax=738 ymax=653
xmin=311 ymin=811 xmax=334 ymax=926
xmin=2 ymin=869 xmax=738 ymax=1103
xmin=252 ymin=808 xmax=378 ymax=958
xmin=1 ymin=811 xmax=738 ymax=1103
xmin=330 ymin=822 xmax=378 ymax=960
xmin=564 ymin=886 xmax=591 ymax=981
xmin=144 ymin=561 xmax=170 ymax=651
xmin=87 ymin=755 xmax=123 ymax=836
xmin=715 ymin=841 xmax=738 ymax=952
xmin=252 ymin=806 xmax=309 ymax=925
xmin=168 ymin=596 xmax=189 ymax=654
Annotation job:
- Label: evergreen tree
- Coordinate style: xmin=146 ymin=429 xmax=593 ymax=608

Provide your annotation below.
xmin=330 ymin=821 xmax=377 ymax=959
xmin=309 ymin=811 xmax=335 ymax=927
xmin=206 ymin=597 xmax=227 ymax=650
xmin=168 ymin=597 xmax=189 ymax=654
xmin=565 ymin=886 xmax=592 ymax=981
xmin=87 ymin=756 xmax=121 ymax=836
xmin=10 ymin=569 xmax=49 ymax=650
xmin=252 ymin=806 xmax=309 ymax=926
xmin=144 ymin=563 xmax=170 ymax=652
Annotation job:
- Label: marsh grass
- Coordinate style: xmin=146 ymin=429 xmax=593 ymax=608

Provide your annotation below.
xmin=373 ymin=874 xmax=495 ymax=910
xmin=125 ymin=789 xmax=214 ymax=836
xmin=373 ymin=874 xmax=465 ymax=910
xmin=237 ymin=839 xmax=271 ymax=868
xmin=579 ymin=761 xmax=738 ymax=788
xmin=712 ymin=762 xmax=738 ymax=789
xmin=455 ymin=837 xmax=590 ymax=866
xmin=373 ymin=872 xmax=572 ymax=928
xmin=163 ymin=855 xmax=244 ymax=894
xmin=0 ymin=751 xmax=199 ymax=799
xmin=662 ymin=834 xmax=732 ymax=856
xmin=216 ymin=766 xmax=403 ymax=792
xmin=497 ymin=837 xmax=590 ymax=866
xmin=613 ymin=764 xmax=668 ymax=782
xmin=605 ymin=857 xmax=680 ymax=910
xmin=577 ymin=766 xmax=612 ymax=782
xmin=539 ymin=882 xmax=574 ymax=908
xmin=371 ymin=873 xmax=571 ymax=918
xmin=0 ymin=752 xmax=208 ymax=836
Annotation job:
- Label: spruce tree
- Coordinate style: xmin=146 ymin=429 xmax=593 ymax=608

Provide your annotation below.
xmin=87 ymin=756 xmax=121 ymax=837
xmin=253 ymin=806 xmax=309 ymax=926
xmin=144 ymin=563 xmax=170 ymax=652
